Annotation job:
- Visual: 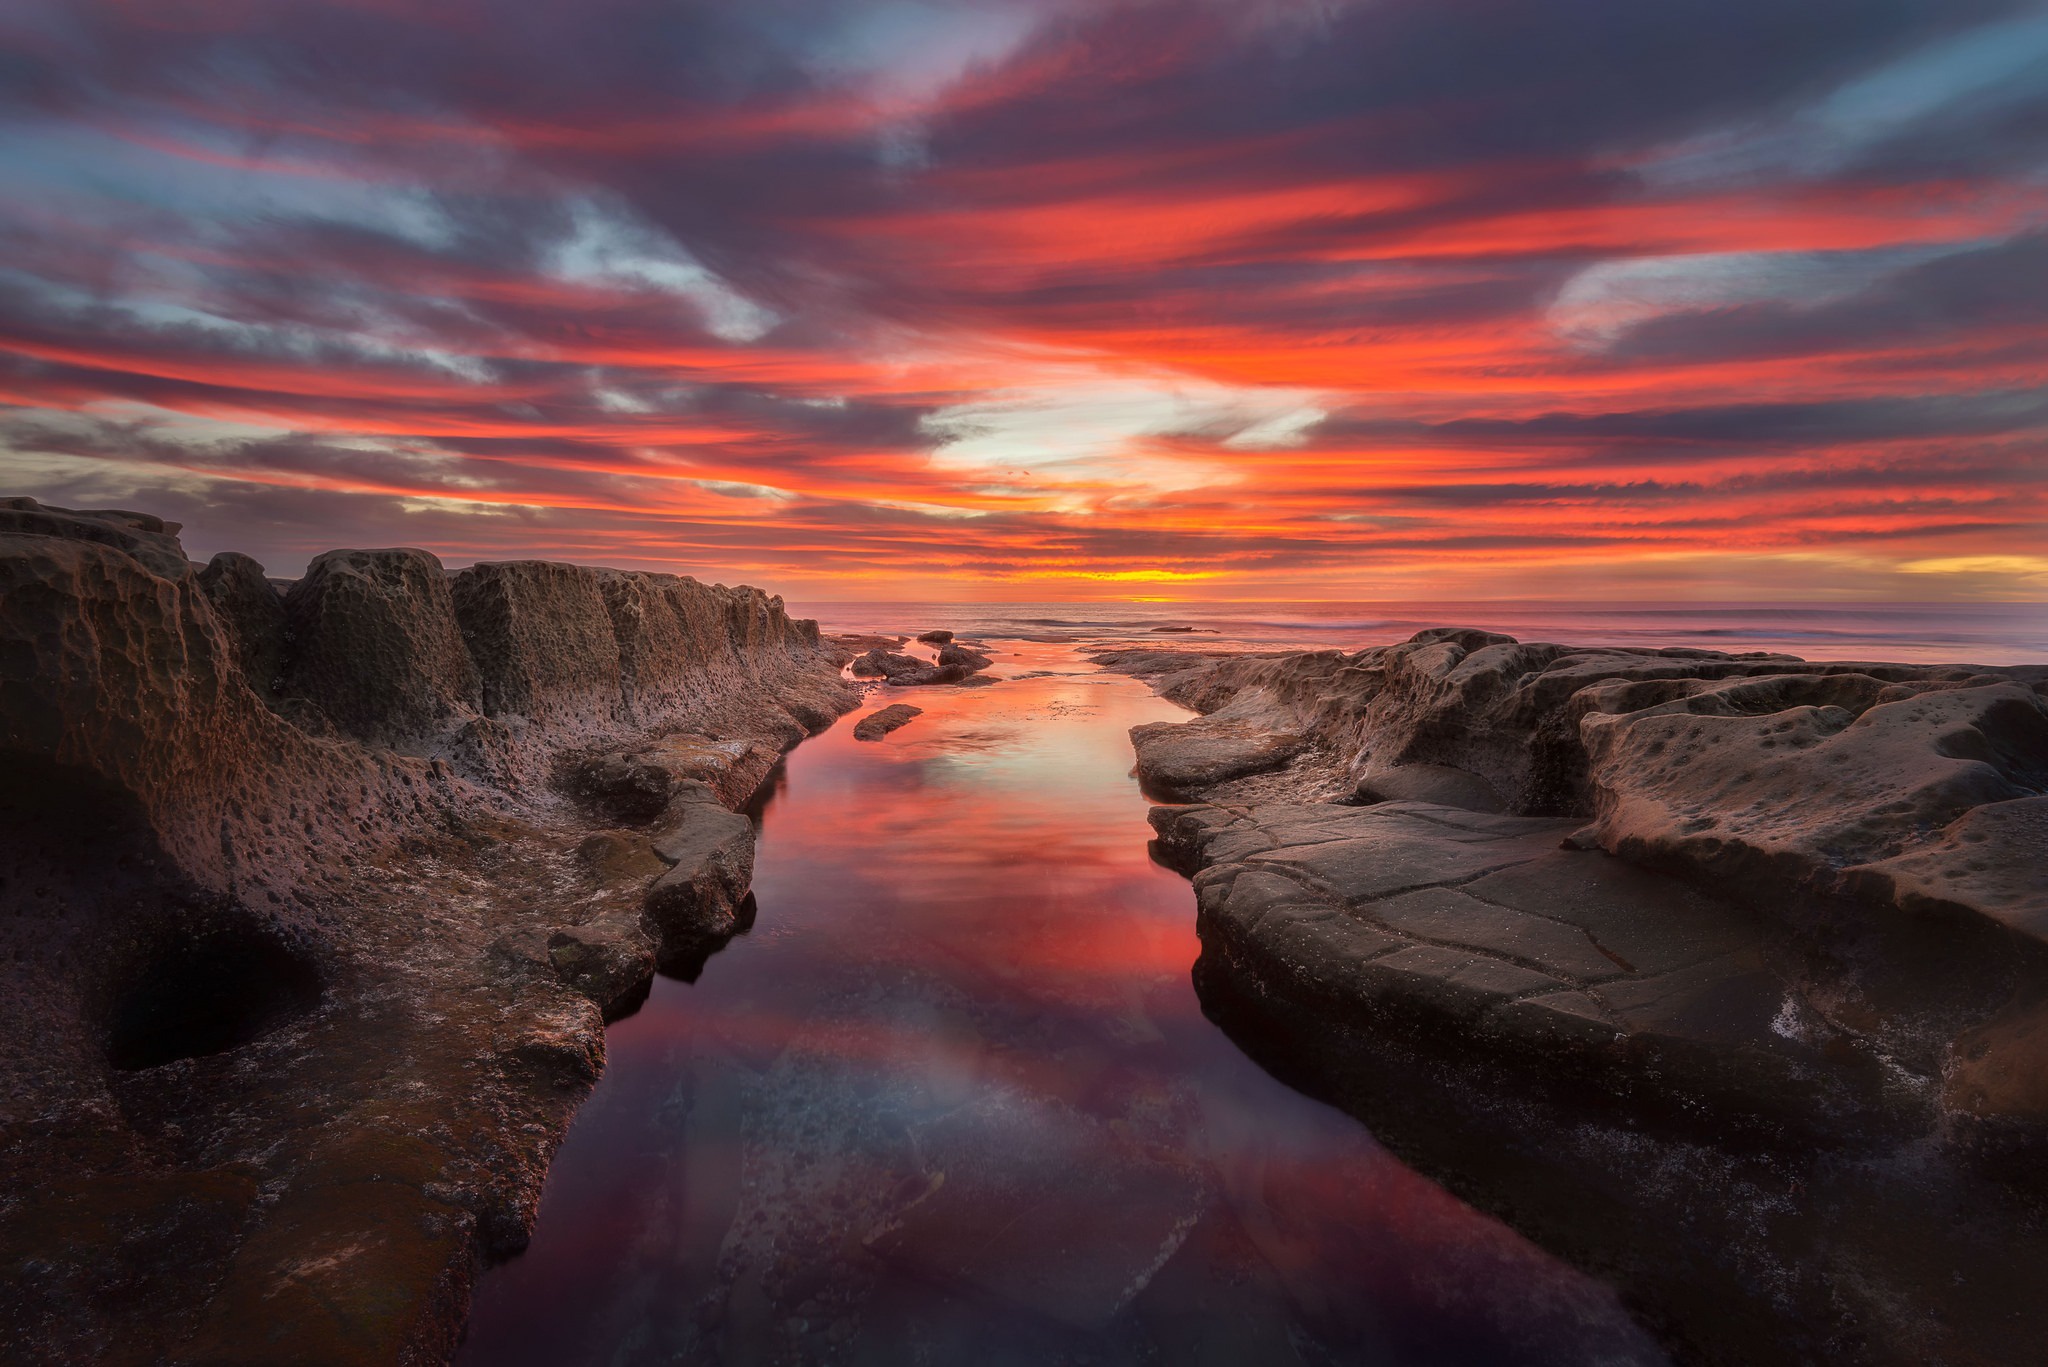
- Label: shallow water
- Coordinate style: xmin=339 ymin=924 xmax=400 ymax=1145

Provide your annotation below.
xmin=458 ymin=641 xmax=1667 ymax=1366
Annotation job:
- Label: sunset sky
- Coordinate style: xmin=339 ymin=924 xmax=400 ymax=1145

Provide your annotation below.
xmin=2 ymin=0 xmax=2045 ymax=598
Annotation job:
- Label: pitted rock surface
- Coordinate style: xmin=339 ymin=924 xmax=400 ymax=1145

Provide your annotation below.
xmin=0 ymin=498 xmax=859 ymax=1365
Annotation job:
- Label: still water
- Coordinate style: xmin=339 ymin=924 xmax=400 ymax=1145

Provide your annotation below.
xmin=459 ymin=640 xmax=1667 ymax=1366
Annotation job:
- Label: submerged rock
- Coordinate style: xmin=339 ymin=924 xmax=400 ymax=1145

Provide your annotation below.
xmin=853 ymin=704 xmax=923 ymax=741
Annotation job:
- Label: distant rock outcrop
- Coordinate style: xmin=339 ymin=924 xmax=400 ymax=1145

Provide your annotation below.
xmin=0 ymin=497 xmax=857 ymax=1365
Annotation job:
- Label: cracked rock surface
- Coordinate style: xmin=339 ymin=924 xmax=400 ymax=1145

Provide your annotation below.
xmin=1104 ymin=628 xmax=2048 ymax=1366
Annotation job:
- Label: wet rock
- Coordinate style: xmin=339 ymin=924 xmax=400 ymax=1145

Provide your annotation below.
xmin=849 ymin=648 xmax=931 ymax=681
xmin=547 ymin=921 xmax=656 ymax=1021
xmin=853 ymin=704 xmax=922 ymax=741
xmin=935 ymin=642 xmax=992 ymax=674
xmin=852 ymin=645 xmax=987 ymax=688
xmin=916 ymin=629 xmax=953 ymax=644
xmin=643 ymin=797 xmax=757 ymax=973
xmin=1129 ymin=718 xmax=1307 ymax=801
xmin=1114 ymin=628 xmax=2048 ymax=1365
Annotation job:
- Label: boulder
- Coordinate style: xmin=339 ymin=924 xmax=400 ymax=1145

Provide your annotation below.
xmin=547 ymin=921 xmax=656 ymax=1021
xmin=936 ymin=642 xmax=992 ymax=673
xmin=562 ymin=753 xmax=676 ymax=824
xmin=642 ymin=795 xmax=757 ymax=975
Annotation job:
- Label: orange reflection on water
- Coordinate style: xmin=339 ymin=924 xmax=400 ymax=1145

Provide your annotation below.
xmin=458 ymin=641 xmax=1669 ymax=1367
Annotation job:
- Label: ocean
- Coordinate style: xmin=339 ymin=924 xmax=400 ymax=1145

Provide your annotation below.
xmin=794 ymin=599 xmax=2048 ymax=666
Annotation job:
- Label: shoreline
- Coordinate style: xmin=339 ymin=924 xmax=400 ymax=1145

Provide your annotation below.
xmin=1102 ymin=631 xmax=2048 ymax=1364
xmin=0 ymin=499 xmax=859 ymax=1363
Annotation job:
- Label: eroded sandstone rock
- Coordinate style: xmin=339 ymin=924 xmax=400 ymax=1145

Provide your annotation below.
xmin=0 ymin=498 xmax=858 ymax=1365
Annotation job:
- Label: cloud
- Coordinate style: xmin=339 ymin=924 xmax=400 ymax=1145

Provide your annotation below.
xmin=0 ymin=0 xmax=2042 ymax=596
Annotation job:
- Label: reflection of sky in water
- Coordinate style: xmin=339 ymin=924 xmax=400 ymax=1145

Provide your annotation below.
xmin=459 ymin=642 xmax=1669 ymax=1366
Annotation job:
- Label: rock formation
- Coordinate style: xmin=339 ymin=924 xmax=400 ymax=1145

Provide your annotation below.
xmin=0 ymin=498 xmax=857 ymax=1364
xmin=1102 ymin=629 xmax=2048 ymax=1366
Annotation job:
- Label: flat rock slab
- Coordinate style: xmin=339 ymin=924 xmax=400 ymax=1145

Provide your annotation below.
xmin=1166 ymin=800 xmax=1874 ymax=1124
xmin=867 ymin=1095 xmax=1205 ymax=1331
xmin=853 ymin=703 xmax=922 ymax=741
xmin=1129 ymin=719 xmax=1307 ymax=801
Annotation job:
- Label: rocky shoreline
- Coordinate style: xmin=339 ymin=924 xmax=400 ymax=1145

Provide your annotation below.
xmin=1100 ymin=629 xmax=2048 ymax=1365
xmin=0 ymin=499 xmax=860 ymax=1363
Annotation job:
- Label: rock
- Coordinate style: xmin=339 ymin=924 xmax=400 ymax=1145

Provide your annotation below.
xmin=1102 ymin=628 xmax=2048 ymax=937
xmin=562 ymin=754 xmax=676 ymax=825
xmin=452 ymin=561 xmax=623 ymax=730
xmin=0 ymin=496 xmax=191 ymax=579
xmin=1128 ymin=718 xmax=1306 ymax=800
xmin=935 ymin=642 xmax=992 ymax=673
xmin=849 ymin=648 xmax=930 ymax=681
xmin=197 ymin=552 xmax=288 ymax=699
xmin=279 ymin=546 xmax=482 ymax=751
xmin=547 ymin=921 xmax=656 ymax=1021
xmin=1114 ymin=628 xmax=2048 ymax=1366
xmin=852 ymin=704 xmax=922 ymax=741
xmin=575 ymin=830 xmax=669 ymax=887
xmin=915 ymin=629 xmax=953 ymax=644
xmin=1584 ymin=678 xmax=2048 ymax=932
xmin=1354 ymin=762 xmax=1506 ymax=812
xmin=643 ymin=798 xmax=757 ymax=974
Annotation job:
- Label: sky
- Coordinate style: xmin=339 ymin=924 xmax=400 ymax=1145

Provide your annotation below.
xmin=1 ymin=0 xmax=2046 ymax=599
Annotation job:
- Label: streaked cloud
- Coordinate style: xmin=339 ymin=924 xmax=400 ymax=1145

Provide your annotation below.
xmin=0 ymin=0 xmax=2042 ymax=598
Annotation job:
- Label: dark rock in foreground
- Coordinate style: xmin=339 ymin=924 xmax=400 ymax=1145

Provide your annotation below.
xmin=1103 ymin=628 xmax=2048 ymax=1366
xmin=0 ymin=497 xmax=857 ymax=1364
